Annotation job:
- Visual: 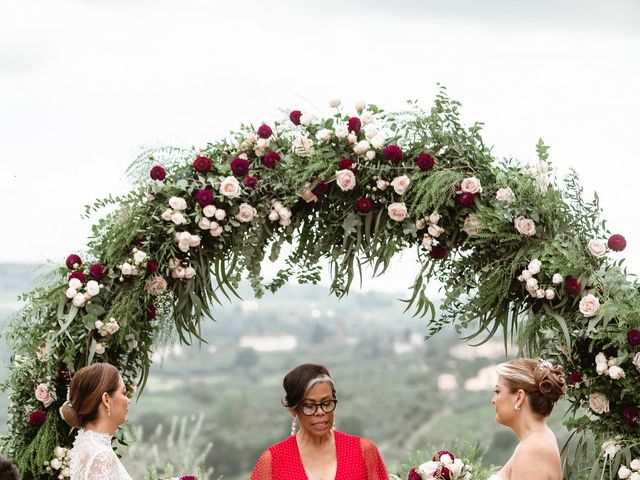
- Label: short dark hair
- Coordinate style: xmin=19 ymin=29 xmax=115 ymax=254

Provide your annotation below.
xmin=282 ymin=363 xmax=335 ymax=409
xmin=0 ymin=455 xmax=20 ymax=480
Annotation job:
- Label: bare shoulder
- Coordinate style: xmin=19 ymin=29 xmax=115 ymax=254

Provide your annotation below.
xmin=511 ymin=437 xmax=561 ymax=479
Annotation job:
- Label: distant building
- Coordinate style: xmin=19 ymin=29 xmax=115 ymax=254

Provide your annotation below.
xmin=464 ymin=365 xmax=498 ymax=391
xmin=450 ymin=339 xmax=511 ymax=360
xmin=238 ymin=334 xmax=298 ymax=352
xmin=437 ymin=373 xmax=459 ymax=391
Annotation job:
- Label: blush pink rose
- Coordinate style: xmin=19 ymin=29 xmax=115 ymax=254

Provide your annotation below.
xmin=335 ymin=169 xmax=356 ymax=191
xmin=219 ymin=176 xmax=241 ymax=198
xmin=514 ymin=216 xmax=536 ymax=236
xmin=388 ymin=202 xmax=408 ymax=222
xmin=235 ymin=203 xmax=257 ymax=223
xmin=579 ymin=294 xmax=600 ymax=317
xmin=588 ymin=393 xmax=609 ymax=414
xmin=35 ymin=384 xmax=53 ymax=407
xmin=390 ymin=175 xmax=410 ymax=195
xmin=460 ymin=176 xmax=482 ymax=194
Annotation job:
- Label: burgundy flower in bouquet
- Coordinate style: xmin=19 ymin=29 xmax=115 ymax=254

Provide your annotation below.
xmin=429 ymin=245 xmax=447 ymax=260
xmin=622 ymin=405 xmax=639 ymax=425
xmin=65 ymin=254 xmax=82 ymax=270
xmin=145 ymin=304 xmax=157 ymax=321
xmin=230 ymin=157 xmax=250 ymax=176
xmin=193 ymin=155 xmax=212 ymax=174
xmin=68 ymin=271 xmax=87 ymax=284
xmin=347 ymin=117 xmax=362 ymax=133
xmin=565 ymin=278 xmax=582 ymax=295
xmin=416 ymin=153 xmax=435 ymax=171
xmin=289 ymin=110 xmax=302 ymax=125
xmin=28 ymin=410 xmax=46 ymax=428
xmin=338 ymin=158 xmax=356 ymax=171
xmin=262 ymin=151 xmax=281 ymax=169
xmin=567 ymin=371 xmax=583 ymax=386
xmin=312 ymin=182 xmax=329 ymax=197
xmin=243 ymin=176 xmax=259 ymax=188
xmin=627 ymin=328 xmax=640 ymax=347
xmin=408 ymin=468 xmax=422 ymax=480
xmin=384 ymin=145 xmax=404 ymax=165
xmin=257 ymin=124 xmax=273 ymax=139
xmin=607 ymin=233 xmax=626 ymax=252
xmin=458 ymin=192 xmax=474 ymax=207
xmin=195 ymin=189 xmax=214 ymax=207
xmin=146 ymin=261 xmax=158 ymax=276
xmin=355 ymin=197 xmax=374 ymax=214
xmin=89 ymin=263 xmax=106 ymax=280
xmin=150 ymin=165 xmax=166 ymax=181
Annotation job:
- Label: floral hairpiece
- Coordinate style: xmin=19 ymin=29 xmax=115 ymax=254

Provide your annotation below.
xmin=538 ymin=359 xmax=554 ymax=370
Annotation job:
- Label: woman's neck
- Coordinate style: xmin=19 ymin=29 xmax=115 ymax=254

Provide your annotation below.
xmin=296 ymin=428 xmax=334 ymax=449
xmin=511 ymin=414 xmax=547 ymax=441
xmin=83 ymin=419 xmax=116 ymax=436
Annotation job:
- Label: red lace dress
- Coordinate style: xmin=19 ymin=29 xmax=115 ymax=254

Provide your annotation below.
xmin=250 ymin=430 xmax=388 ymax=480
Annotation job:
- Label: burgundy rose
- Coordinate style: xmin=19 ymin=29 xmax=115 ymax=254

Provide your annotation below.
xmin=567 ymin=371 xmax=582 ymax=385
xmin=193 ymin=156 xmax=212 ymax=174
xmin=289 ymin=110 xmax=302 ymax=125
xmin=257 ymin=124 xmax=273 ymax=139
xmin=195 ymin=189 xmax=214 ymax=207
xmin=622 ymin=405 xmax=639 ymax=424
xmin=355 ymin=197 xmax=374 ymax=213
xmin=383 ymin=145 xmax=403 ymax=165
xmin=439 ymin=466 xmax=451 ymax=480
xmin=150 ymin=165 xmax=166 ymax=181
xmin=178 ymin=476 xmax=198 ymax=480
xmin=145 ymin=304 xmax=157 ymax=321
xmin=432 ymin=450 xmax=455 ymax=462
xmin=68 ymin=271 xmax=87 ymax=284
xmin=455 ymin=183 xmax=462 ymax=193
xmin=458 ymin=192 xmax=474 ymax=207
xmin=608 ymin=234 xmax=626 ymax=252
xmin=230 ymin=157 xmax=250 ymax=176
xmin=263 ymin=151 xmax=281 ymax=169
xmin=338 ymin=158 xmax=355 ymax=171
xmin=347 ymin=117 xmax=362 ymax=133
xmin=28 ymin=410 xmax=46 ymax=428
xmin=415 ymin=153 xmax=435 ymax=171
xmin=65 ymin=254 xmax=82 ymax=270
xmin=407 ymin=468 xmax=422 ymax=480
xmin=429 ymin=245 xmax=448 ymax=260
xmin=627 ymin=329 xmax=640 ymax=346
xmin=565 ymin=278 xmax=582 ymax=295
xmin=243 ymin=176 xmax=259 ymax=188
xmin=133 ymin=237 xmax=144 ymax=247
xmin=89 ymin=263 xmax=106 ymax=280
xmin=146 ymin=261 xmax=158 ymax=276
xmin=312 ymin=182 xmax=329 ymax=197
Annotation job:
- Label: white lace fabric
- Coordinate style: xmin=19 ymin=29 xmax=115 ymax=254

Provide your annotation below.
xmin=70 ymin=429 xmax=132 ymax=480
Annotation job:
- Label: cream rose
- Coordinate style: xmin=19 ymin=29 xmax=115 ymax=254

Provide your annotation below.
xmin=95 ymin=343 xmax=106 ymax=355
xmin=170 ymin=211 xmax=186 ymax=225
xmin=209 ymin=222 xmax=223 ymax=237
xmin=203 ymin=205 xmax=217 ymax=218
xmin=376 ymin=179 xmax=389 ymax=191
xmin=633 ymin=352 xmax=640 ymax=372
xmin=220 ymin=176 xmax=241 ymax=199
xmin=353 ymin=140 xmax=370 ymax=155
xmin=335 ymin=169 xmax=356 ymax=191
xmin=133 ymin=250 xmax=147 ymax=264
xmin=418 ymin=461 xmax=439 ymax=476
xmin=355 ymin=101 xmax=366 ymax=113
xmin=72 ymin=292 xmax=87 ymax=308
xmin=365 ymin=150 xmax=376 ymax=160
xmin=388 ymin=202 xmax=408 ymax=222
xmin=429 ymin=212 xmax=441 ymax=225
xmin=68 ymin=278 xmax=82 ymax=290
xmin=589 ymin=393 xmax=610 ymax=414
xmin=300 ymin=188 xmax=318 ymax=203
xmin=334 ymin=124 xmax=348 ymax=138
xmin=86 ymin=280 xmax=100 ymax=297
xmin=105 ymin=321 xmax=119 ymax=335
xmin=619 ymin=466 xmax=632 ymax=479
xmin=198 ymin=217 xmax=211 ymax=230
xmin=329 ymin=98 xmax=341 ymax=107
xmin=579 ymin=294 xmax=600 ymax=317
xmin=595 ymin=352 xmax=609 ymax=375
xmin=50 ymin=458 xmax=61 ymax=470
xmin=316 ymin=128 xmax=332 ymax=142
xmin=35 ymin=383 xmax=53 ymax=407
xmin=422 ymin=234 xmax=433 ymax=249
xmin=145 ymin=275 xmax=168 ymax=296
xmin=184 ymin=267 xmax=196 ymax=279
xmin=552 ymin=273 xmax=564 ymax=284
xmin=168 ymin=196 xmax=187 ymax=211
xmin=292 ymin=136 xmax=314 ymax=156
xmin=428 ymin=224 xmax=444 ymax=238
xmin=528 ymin=259 xmax=542 ymax=275
xmin=514 ymin=216 xmax=536 ymax=236
xmin=416 ymin=218 xmax=426 ymax=230
xmin=347 ymin=133 xmax=357 ymax=144
xmin=268 ymin=210 xmax=280 ymax=222
xmin=390 ymin=175 xmax=410 ymax=195
xmin=545 ymin=289 xmax=555 ymax=300
xmin=460 ymin=176 xmax=482 ymax=194
xmin=495 ymin=187 xmax=515 ymax=204
xmin=370 ymin=133 xmax=386 ymax=149
xmin=214 ymin=209 xmax=226 ymax=221
xmin=65 ymin=287 xmax=77 ymax=299
xmin=236 ymin=203 xmax=257 ymax=223
xmin=161 ymin=208 xmax=173 ymax=221
xmin=588 ymin=239 xmax=607 ymax=258
xmin=299 ymin=112 xmax=314 ymax=126
xmin=188 ymin=235 xmax=201 ymax=247
xmin=521 ymin=270 xmax=533 ymax=281
xmin=608 ymin=365 xmax=625 ymax=380
xmin=630 ymin=459 xmax=640 ymax=470
xmin=463 ymin=214 xmax=482 ymax=236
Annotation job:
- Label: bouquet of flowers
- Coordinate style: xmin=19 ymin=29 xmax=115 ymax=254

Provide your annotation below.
xmin=406 ymin=450 xmax=472 ymax=480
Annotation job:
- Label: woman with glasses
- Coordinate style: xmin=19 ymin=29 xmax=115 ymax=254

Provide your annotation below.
xmin=250 ymin=363 xmax=388 ymax=480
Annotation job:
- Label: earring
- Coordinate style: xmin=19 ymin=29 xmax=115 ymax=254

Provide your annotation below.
xmin=514 ymin=404 xmax=520 ymax=411
xmin=290 ymin=417 xmax=297 ymax=436
xmin=107 ymin=409 xmax=111 ymax=417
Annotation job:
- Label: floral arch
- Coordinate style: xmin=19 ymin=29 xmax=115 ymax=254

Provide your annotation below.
xmin=1 ymin=90 xmax=638 ymax=479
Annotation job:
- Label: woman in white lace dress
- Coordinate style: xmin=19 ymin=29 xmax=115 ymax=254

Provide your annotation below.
xmin=489 ymin=358 xmax=566 ymax=480
xmin=59 ymin=363 xmax=132 ymax=480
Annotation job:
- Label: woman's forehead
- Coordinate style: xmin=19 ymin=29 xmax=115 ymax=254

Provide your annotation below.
xmin=304 ymin=382 xmax=333 ymax=399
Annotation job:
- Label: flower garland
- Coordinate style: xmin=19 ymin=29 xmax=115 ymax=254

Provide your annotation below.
xmin=1 ymin=90 xmax=638 ymax=478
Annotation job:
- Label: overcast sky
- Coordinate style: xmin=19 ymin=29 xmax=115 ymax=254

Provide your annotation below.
xmin=1 ymin=0 xmax=639 ymax=292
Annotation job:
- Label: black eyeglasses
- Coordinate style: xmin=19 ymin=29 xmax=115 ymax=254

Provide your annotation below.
xmin=297 ymin=399 xmax=338 ymax=416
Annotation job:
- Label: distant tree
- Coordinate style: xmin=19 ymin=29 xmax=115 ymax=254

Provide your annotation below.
xmin=234 ymin=347 xmax=259 ymax=369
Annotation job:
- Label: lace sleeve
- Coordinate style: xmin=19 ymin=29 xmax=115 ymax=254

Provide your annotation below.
xmin=250 ymin=449 xmax=272 ymax=480
xmin=86 ymin=451 xmax=121 ymax=480
xmin=361 ymin=438 xmax=389 ymax=480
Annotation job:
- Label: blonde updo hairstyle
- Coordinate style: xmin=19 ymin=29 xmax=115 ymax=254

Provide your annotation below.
xmin=59 ymin=363 xmax=120 ymax=428
xmin=495 ymin=358 xmax=566 ymax=417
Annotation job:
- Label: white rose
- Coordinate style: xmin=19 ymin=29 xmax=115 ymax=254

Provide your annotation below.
xmin=95 ymin=343 xmax=105 ymax=355
xmin=422 ymin=234 xmax=433 ymax=249
xmin=184 ymin=267 xmax=196 ymax=279
xmin=178 ymin=242 xmax=190 ymax=253
xmin=198 ymin=217 xmax=211 ymax=230
xmin=416 ymin=218 xmax=426 ymax=230
xmin=68 ymin=278 xmax=82 ymax=290
xmin=202 ymin=205 xmax=217 ymax=218
xmin=526 ymin=278 xmax=539 ymax=291
xmin=236 ymin=203 xmax=257 ymax=223
xmin=579 ymin=294 xmax=600 ymax=317
xmin=278 ymin=207 xmax=292 ymax=220
xmin=220 ymin=176 xmax=241 ymax=198
xmin=460 ymin=176 xmax=482 ymax=194
xmin=514 ymin=216 xmax=536 ymax=236
xmin=268 ymin=210 xmax=280 ymax=221
xmin=608 ymin=365 xmax=625 ymax=380
xmin=390 ymin=175 xmax=410 ymax=195
xmin=440 ymin=453 xmax=453 ymax=465
xmin=72 ymin=293 xmax=86 ymax=308
xmin=316 ymin=128 xmax=332 ymax=142
xmin=388 ymin=202 xmax=408 ymax=222
xmin=630 ymin=459 xmax=640 ymax=471
xmin=365 ymin=150 xmax=376 ymax=160
xmin=189 ymin=235 xmax=201 ymax=247
xmin=335 ymin=169 xmax=356 ymax=191
xmin=170 ymin=211 xmax=186 ymax=225
xmin=428 ymin=224 xmax=444 ymax=238
xmin=376 ymin=179 xmax=389 ymax=191
xmin=161 ymin=208 xmax=173 ymax=221
xmin=588 ymin=239 xmax=607 ymax=258
xmin=589 ymin=393 xmax=610 ymax=414
xmin=362 ymin=114 xmax=374 ymax=125
xmin=65 ymin=287 xmax=77 ymax=299
xmin=536 ymin=289 xmax=545 ymax=299
xmin=601 ymin=438 xmax=621 ymax=457
xmin=300 ymin=112 xmax=314 ymax=125
xmin=50 ymin=458 xmax=62 ymax=470
xmin=169 ymin=197 xmax=187 ymax=211
xmin=300 ymin=188 xmax=318 ymax=203
xmin=429 ymin=212 xmax=441 ymax=225
xmin=256 ymin=138 xmax=270 ymax=149
xmin=418 ymin=461 xmax=439 ymax=476
xmin=619 ymin=466 xmax=632 ymax=479
xmin=62 ymin=467 xmax=70 ymax=477
xmin=279 ymin=217 xmax=292 ymax=226
xmin=355 ymin=101 xmax=366 ymax=113
xmin=347 ymin=133 xmax=358 ymax=144
xmin=176 ymin=231 xmax=190 ymax=244
xmin=214 ymin=209 xmax=226 ymax=221
xmin=86 ymin=280 xmax=100 ymax=297
xmin=209 ymin=222 xmax=223 ymax=237
xmin=363 ymin=124 xmax=378 ymax=139
xmin=463 ymin=214 xmax=482 ymax=236
xmin=630 ymin=473 xmax=640 ymax=480
xmin=495 ymin=187 xmax=515 ymax=204
xmin=528 ymin=259 xmax=542 ymax=275
xmin=370 ymin=133 xmax=386 ymax=149
xmin=552 ymin=273 xmax=564 ymax=284
xmin=522 ymin=270 xmax=533 ymax=281
xmin=633 ymin=352 xmax=640 ymax=372
xmin=168 ymin=258 xmax=181 ymax=269
xmin=353 ymin=140 xmax=370 ymax=155
xmin=335 ymin=124 xmax=349 ymax=138
xmin=329 ymin=98 xmax=341 ymax=108
xmin=105 ymin=321 xmax=119 ymax=335
xmin=595 ymin=352 xmax=609 ymax=375
xmin=292 ymin=136 xmax=314 ymax=156
xmin=545 ymin=289 xmax=555 ymax=300
xmin=54 ymin=446 xmax=66 ymax=459
xmin=449 ymin=459 xmax=464 ymax=475
xmin=95 ymin=320 xmax=104 ymax=330
xmin=133 ymin=250 xmax=147 ymax=264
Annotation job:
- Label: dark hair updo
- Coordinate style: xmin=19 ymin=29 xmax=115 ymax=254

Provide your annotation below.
xmin=59 ymin=363 xmax=120 ymax=428
xmin=0 ymin=455 xmax=20 ymax=480
xmin=496 ymin=358 xmax=567 ymax=417
xmin=282 ymin=363 xmax=336 ymax=409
